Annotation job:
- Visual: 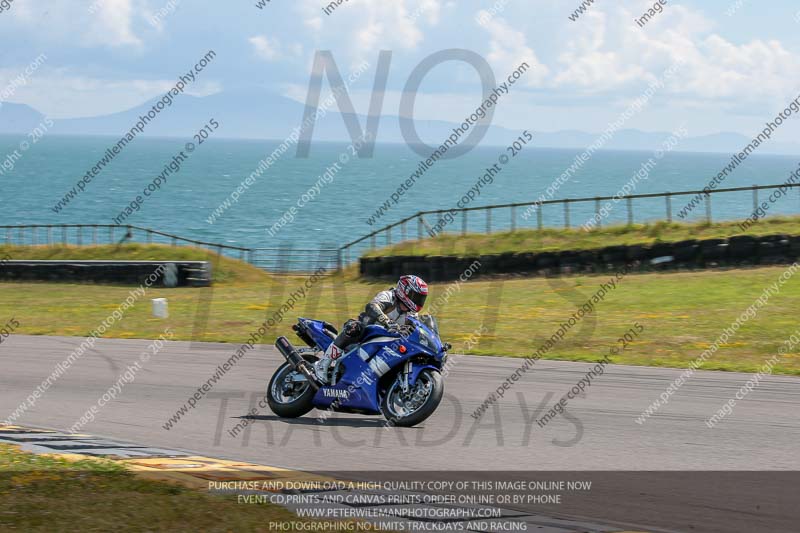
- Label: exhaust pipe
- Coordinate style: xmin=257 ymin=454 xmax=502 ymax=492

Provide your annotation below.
xmin=275 ymin=336 xmax=320 ymax=390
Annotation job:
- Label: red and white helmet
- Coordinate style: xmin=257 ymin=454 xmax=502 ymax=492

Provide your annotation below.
xmin=395 ymin=275 xmax=428 ymax=312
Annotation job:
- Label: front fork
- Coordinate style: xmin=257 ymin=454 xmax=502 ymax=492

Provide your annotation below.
xmin=400 ymin=361 xmax=412 ymax=393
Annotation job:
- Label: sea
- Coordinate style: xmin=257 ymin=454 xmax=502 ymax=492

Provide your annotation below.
xmin=1 ymin=134 xmax=799 ymax=256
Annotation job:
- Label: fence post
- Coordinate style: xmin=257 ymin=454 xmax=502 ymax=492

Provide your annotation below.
xmin=387 ymin=225 xmax=392 ymax=245
xmin=666 ymin=193 xmax=672 ymax=222
xmin=337 ymin=248 xmax=343 ymax=272
xmin=594 ymin=198 xmax=601 ymax=229
xmin=77 ymin=226 xmax=82 ymax=246
xmin=92 ymin=225 xmax=97 ymax=245
xmin=511 ymin=205 xmax=517 ymax=231
xmin=486 ymin=208 xmax=492 ymax=233
xmin=563 ymin=201 xmax=570 ymax=229
xmin=537 ymin=203 xmax=543 ymax=231
xmin=401 ymin=220 xmax=407 ymax=242
xmin=752 ymin=185 xmax=758 ymax=214
xmin=47 ymin=226 xmax=52 ymax=246
xmin=5 ymin=227 xmax=10 ymax=244
xmin=462 ymin=210 xmax=467 ymax=235
xmin=417 ymin=215 xmax=423 ymax=240
xmin=371 ymin=233 xmax=376 ymax=250
xmin=627 ymin=197 xmax=633 ymax=226
xmin=147 ymin=229 xmax=153 ymax=244
xmin=705 ymin=194 xmax=712 ymax=224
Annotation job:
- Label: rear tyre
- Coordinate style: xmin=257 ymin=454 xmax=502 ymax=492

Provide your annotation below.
xmin=267 ymin=361 xmax=316 ymax=418
xmin=381 ymin=368 xmax=443 ymax=428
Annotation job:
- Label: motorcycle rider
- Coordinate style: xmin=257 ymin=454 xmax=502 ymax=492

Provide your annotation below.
xmin=313 ymin=274 xmax=428 ymax=384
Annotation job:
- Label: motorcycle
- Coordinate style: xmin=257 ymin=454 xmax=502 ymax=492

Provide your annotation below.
xmin=268 ymin=315 xmax=451 ymax=427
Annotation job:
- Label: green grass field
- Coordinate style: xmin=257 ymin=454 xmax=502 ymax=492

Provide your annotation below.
xmin=0 ymin=443 xmax=346 ymax=532
xmin=1 ymin=243 xmax=798 ymax=375
xmin=363 ymin=217 xmax=800 ymax=258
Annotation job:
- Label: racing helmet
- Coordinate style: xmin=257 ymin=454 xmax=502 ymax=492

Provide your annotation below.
xmin=395 ymin=275 xmax=428 ymax=312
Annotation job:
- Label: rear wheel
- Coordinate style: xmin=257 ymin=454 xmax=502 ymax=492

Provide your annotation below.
xmin=381 ymin=368 xmax=443 ymax=427
xmin=267 ymin=362 xmax=316 ymax=418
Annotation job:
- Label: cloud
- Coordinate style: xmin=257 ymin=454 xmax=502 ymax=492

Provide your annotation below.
xmin=535 ymin=1 xmax=800 ymax=116
xmin=7 ymin=0 xmax=147 ymax=49
xmin=554 ymin=10 xmax=646 ymax=91
xmin=680 ymin=35 xmax=800 ymax=102
xmin=249 ymin=35 xmax=303 ymax=62
xmin=86 ymin=0 xmax=143 ymax=47
xmin=249 ymin=35 xmax=281 ymax=61
xmin=297 ymin=0 xmax=444 ymax=64
xmin=476 ymin=11 xmax=549 ymax=86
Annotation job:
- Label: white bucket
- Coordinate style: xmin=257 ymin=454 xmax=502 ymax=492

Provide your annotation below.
xmin=152 ymin=298 xmax=169 ymax=318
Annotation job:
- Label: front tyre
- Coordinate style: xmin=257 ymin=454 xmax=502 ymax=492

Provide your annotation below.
xmin=381 ymin=368 xmax=443 ymax=427
xmin=267 ymin=362 xmax=315 ymax=418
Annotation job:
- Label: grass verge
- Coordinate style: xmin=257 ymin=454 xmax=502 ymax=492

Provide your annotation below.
xmin=0 ymin=443 xmax=351 ymax=532
xmin=1 ymin=261 xmax=799 ymax=374
xmin=363 ymin=217 xmax=800 ymax=258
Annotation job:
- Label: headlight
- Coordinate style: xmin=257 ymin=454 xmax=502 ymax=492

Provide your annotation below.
xmin=418 ymin=328 xmax=433 ymax=349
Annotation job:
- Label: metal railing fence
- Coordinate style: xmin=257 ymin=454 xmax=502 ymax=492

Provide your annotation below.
xmin=339 ymin=182 xmax=800 ymax=262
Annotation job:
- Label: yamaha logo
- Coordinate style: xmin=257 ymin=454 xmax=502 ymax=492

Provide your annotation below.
xmin=323 ymin=388 xmax=349 ymax=399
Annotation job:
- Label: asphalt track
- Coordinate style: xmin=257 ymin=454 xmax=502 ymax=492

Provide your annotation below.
xmin=1 ymin=334 xmax=799 ymax=532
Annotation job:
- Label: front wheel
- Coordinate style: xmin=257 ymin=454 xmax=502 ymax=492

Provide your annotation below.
xmin=267 ymin=362 xmax=316 ymax=418
xmin=381 ymin=368 xmax=443 ymax=427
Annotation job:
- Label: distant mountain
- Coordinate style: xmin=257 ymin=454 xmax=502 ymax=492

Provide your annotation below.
xmin=45 ymin=88 xmax=523 ymax=147
xmin=2 ymin=90 xmax=800 ymax=155
xmin=0 ymin=103 xmax=46 ymax=134
xmin=45 ymin=89 xmax=304 ymax=139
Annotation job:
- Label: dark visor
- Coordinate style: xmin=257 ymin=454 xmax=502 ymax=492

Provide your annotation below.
xmin=409 ymin=291 xmax=427 ymax=309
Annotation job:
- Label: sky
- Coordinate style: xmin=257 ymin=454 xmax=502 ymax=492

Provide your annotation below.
xmin=2 ymin=0 xmax=800 ymax=140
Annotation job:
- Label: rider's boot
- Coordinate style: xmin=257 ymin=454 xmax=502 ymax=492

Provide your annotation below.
xmin=314 ymin=343 xmax=342 ymax=384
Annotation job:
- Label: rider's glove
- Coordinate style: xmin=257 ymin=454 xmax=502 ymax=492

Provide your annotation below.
xmin=385 ymin=321 xmax=401 ymax=334
xmin=343 ymin=320 xmax=362 ymax=336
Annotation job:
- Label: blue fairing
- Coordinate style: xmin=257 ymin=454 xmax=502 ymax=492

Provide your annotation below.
xmin=408 ymin=364 xmax=440 ymax=388
xmin=294 ymin=316 xmax=446 ymax=415
xmin=298 ymin=318 xmax=335 ymax=350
